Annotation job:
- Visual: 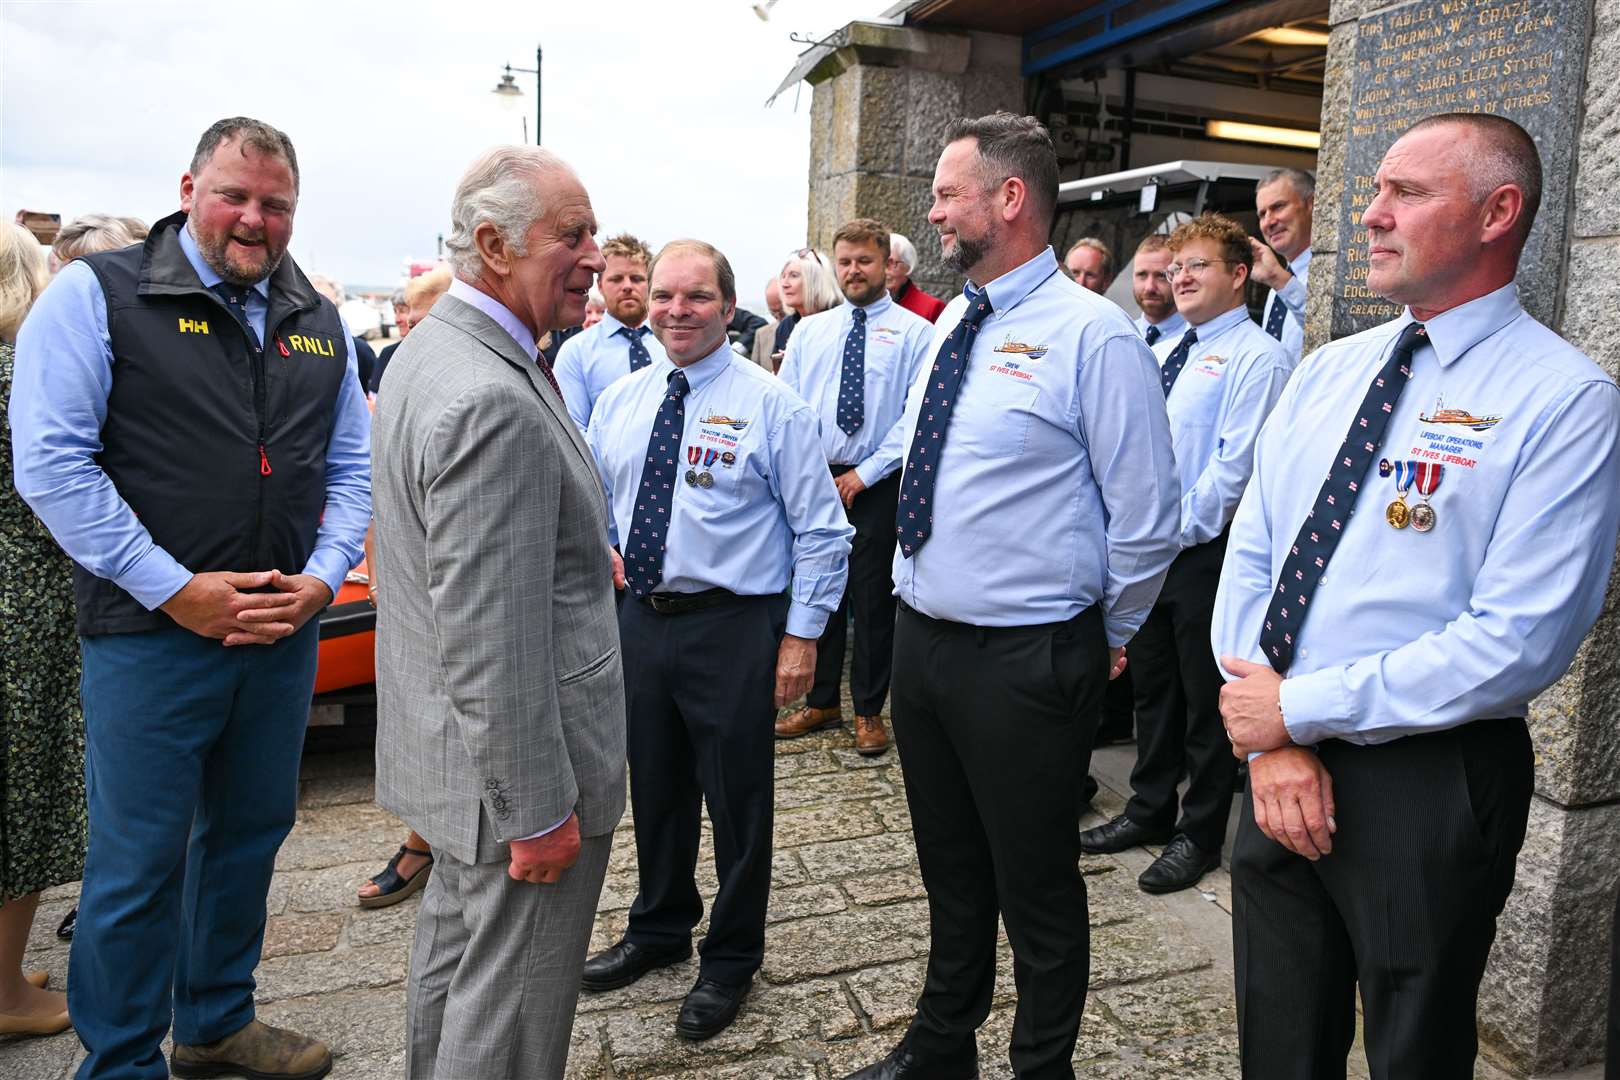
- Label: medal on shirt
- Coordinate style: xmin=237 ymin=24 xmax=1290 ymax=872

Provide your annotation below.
xmin=697 ymin=471 xmax=715 ymax=488
xmin=1409 ymin=462 xmax=1443 ymax=533
xmin=685 ymin=447 xmax=702 ymax=486
xmin=1385 ymin=460 xmax=1416 ymax=529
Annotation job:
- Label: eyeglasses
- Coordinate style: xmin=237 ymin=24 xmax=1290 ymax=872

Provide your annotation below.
xmin=1165 ymin=258 xmax=1238 ymax=278
xmin=794 ymin=247 xmax=824 ymax=266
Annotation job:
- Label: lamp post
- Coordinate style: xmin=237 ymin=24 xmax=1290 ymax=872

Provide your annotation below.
xmin=491 ymin=45 xmax=542 ymax=145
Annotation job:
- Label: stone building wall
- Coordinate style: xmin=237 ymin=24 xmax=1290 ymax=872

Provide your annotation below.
xmin=1309 ymin=0 xmax=1618 ymax=1071
xmin=804 ymin=23 xmax=1022 ymax=301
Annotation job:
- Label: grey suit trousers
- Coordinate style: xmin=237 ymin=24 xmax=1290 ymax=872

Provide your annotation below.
xmin=406 ymin=834 xmax=612 ymax=1079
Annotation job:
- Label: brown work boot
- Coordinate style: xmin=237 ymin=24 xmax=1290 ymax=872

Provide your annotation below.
xmin=775 ymin=705 xmax=842 ymax=739
xmin=855 ymin=714 xmax=890 ymax=756
xmin=171 ymin=1018 xmax=333 ymax=1079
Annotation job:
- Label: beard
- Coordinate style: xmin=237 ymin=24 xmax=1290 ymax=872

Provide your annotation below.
xmin=941 ymin=225 xmax=993 ymax=276
xmin=193 ymin=223 xmax=285 ymax=287
xmin=609 ymin=295 xmax=647 ymax=326
xmin=841 ymin=275 xmax=886 ymax=307
xmin=1135 ymin=294 xmax=1176 ymax=321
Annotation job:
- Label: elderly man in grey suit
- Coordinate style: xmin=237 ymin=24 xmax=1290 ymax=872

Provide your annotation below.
xmin=371 ymin=145 xmax=624 ymax=1079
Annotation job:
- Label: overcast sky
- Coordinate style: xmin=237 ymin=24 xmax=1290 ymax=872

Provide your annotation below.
xmin=1 ymin=0 xmax=888 ymax=310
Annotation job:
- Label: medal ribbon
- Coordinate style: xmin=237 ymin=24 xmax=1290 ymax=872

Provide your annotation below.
xmin=1414 ymin=461 xmax=1443 ymax=497
xmin=702 ymin=448 xmax=719 ymax=467
xmin=1392 ymin=460 xmax=1416 ymax=494
xmin=686 ymin=446 xmax=702 ymax=466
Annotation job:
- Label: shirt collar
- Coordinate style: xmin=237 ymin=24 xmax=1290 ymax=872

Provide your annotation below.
xmin=662 ymin=337 xmax=732 ymax=395
xmin=1402 ymin=281 xmax=1523 ymax=368
xmin=1289 ymin=247 xmax=1312 ymax=277
xmin=178 ymin=221 xmax=271 ymax=300
xmin=600 ymin=311 xmax=647 ymax=338
xmin=849 ymin=293 xmax=893 ymax=325
xmin=964 ymin=246 xmax=1061 ymax=317
xmin=1139 ymin=310 xmax=1186 ymax=335
xmin=1186 ymin=303 xmax=1251 ymax=338
xmin=447 ymin=277 xmax=538 ymax=360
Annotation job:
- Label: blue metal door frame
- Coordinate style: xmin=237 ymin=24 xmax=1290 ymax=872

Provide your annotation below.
xmin=1022 ymin=0 xmax=1235 ymax=76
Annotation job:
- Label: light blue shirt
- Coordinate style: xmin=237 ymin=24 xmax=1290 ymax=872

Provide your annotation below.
xmin=586 ymin=340 xmax=853 ymax=639
xmin=1135 ymin=309 xmax=1187 ymax=356
xmin=553 ymin=311 xmax=667 ymax=431
xmin=9 ymin=225 xmax=371 ymax=608
xmin=1262 ymin=247 xmax=1311 ymax=360
xmin=890 ymin=247 xmax=1181 ymax=643
xmin=1162 ymin=304 xmax=1293 ymax=549
xmin=777 ymin=292 xmax=934 ymax=486
xmin=1212 ymin=283 xmax=1620 ymax=746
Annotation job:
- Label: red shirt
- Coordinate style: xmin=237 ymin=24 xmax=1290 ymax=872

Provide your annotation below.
xmin=893 ymin=279 xmax=947 ymax=323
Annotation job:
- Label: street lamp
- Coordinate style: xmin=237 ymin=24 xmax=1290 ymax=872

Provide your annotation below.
xmin=491 ymin=45 xmax=542 ymax=145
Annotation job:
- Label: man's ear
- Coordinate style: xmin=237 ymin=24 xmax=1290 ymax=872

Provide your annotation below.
xmin=474 ymin=221 xmax=511 ymax=277
xmin=1000 ymin=176 xmax=1027 ymax=223
xmin=180 ymin=173 xmax=196 ymax=214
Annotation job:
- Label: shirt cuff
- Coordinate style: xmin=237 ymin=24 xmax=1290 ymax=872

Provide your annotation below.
xmin=787 ymin=601 xmax=830 ymax=639
xmin=516 ymin=813 xmax=573 ymax=841
xmin=1277 ymin=667 xmax=1351 ymax=747
xmin=853 ymin=458 xmax=892 ymax=488
xmin=302 ymin=547 xmax=355 ymax=602
xmin=1277 ymin=274 xmax=1308 ymax=316
xmin=120 ymin=547 xmax=196 ymax=611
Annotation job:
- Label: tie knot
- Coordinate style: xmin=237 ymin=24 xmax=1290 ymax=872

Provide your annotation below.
xmin=852 ymin=307 xmax=866 ymax=325
xmin=667 ymin=369 xmax=690 ymax=397
xmin=965 ymin=295 xmax=994 ymax=326
xmin=1394 ymin=322 xmax=1427 ymax=356
xmin=212 ymin=282 xmax=250 ymax=307
xmin=621 ymin=325 xmax=646 ymax=339
xmin=1184 ymin=328 xmax=1198 ymax=346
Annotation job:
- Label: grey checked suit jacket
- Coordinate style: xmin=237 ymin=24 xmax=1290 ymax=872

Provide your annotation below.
xmin=372 ymin=294 xmax=626 ymax=865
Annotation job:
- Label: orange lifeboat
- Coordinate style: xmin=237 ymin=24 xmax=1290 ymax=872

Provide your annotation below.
xmin=313 ymin=558 xmax=375 ymax=696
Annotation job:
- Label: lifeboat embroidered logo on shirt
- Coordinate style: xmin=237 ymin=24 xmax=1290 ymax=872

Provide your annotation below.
xmin=699 ymin=415 xmax=749 ymax=430
xmin=992 ymin=335 xmax=1049 ymax=362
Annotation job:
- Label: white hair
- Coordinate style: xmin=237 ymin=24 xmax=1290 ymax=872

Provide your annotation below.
xmin=444 ymin=145 xmax=573 ymax=280
xmin=308 ymin=274 xmax=345 ymax=305
xmin=587 ymin=286 xmax=605 ymax=307
xmin=780 ymin=249 xmax=842 ymax=316
xmin=889 ymin=233 xmax=918 ymax=272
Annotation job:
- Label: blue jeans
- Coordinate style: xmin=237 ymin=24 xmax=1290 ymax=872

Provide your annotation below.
xmin=70 ymin=622 xmax=318 ymax=1080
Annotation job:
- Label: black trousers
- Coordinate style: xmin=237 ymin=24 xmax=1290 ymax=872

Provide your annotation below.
xmin=1123 ymin=533 xmax=1235 ymax=851
xmin=1232 ymin=719 xmax=1533 ymax=1079
xmin=808 ymin=468 xmax=900 ymax=715
xmin=619 ymin=592 xmax=787 ymax=985
xmin=892 ymin=601 xmax=1106 ymax=1080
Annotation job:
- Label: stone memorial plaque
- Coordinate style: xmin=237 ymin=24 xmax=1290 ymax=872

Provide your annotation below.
xmin=1332 ymin=0 xmax=1591 ymax=336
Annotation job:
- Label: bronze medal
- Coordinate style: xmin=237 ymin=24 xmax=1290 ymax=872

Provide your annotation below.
xmin=1387 ymin=460 xmax=1416 ymax=530
xmin=697 ymin=471 xmax=715 ymax=489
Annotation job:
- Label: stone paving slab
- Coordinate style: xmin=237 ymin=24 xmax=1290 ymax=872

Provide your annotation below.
xmin=1 ymin=717 xmax=1550 ymax=1078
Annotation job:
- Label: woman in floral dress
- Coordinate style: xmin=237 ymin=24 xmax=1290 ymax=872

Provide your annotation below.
xmin=0 ymin=220 xmax=82 ymax=1036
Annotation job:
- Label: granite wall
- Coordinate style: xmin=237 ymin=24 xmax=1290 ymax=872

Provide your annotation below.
xmin=804 ymin=23 xmax=1022 ymax=301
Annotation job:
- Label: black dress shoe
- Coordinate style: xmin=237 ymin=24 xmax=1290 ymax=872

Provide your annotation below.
xmin=581 ymin=938 xmax=692 ymax=992
xmin=1079 ymin=812 xmax=1172 ymax=855
xmin=674 ymin=976 xmax=750 ymax=1040
xmin=1138 ymin=834 xmax=1221 ymax=894
xmin=844 ymin=1041 xmax=979 ymax=1079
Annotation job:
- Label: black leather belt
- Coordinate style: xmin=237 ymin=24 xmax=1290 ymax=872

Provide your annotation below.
xmin=640 ymin=588 xmax=739 ymax=616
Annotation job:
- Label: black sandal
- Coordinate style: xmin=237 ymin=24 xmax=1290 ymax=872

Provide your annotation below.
xmin=358 ymin=844 xmax=434 ymax=909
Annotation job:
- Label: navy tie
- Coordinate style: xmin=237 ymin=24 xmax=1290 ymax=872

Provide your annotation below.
xmin=1258 ymin=322 xmax=1427 ymax=673
xmin=619 ymin=325 xmax=653 ymax=373
xmin=622 ymin=369 xmax=690 ymax=597
xmin=837 ymin=308 xmax=866 ymax=436
xmin=1144 ymin=324 xmax=1161 ymax=347
xmin=1264 ymin=294 xmax=1288 ymax=340
xmin=896 ymin=291 xmax=995 ymax=558
xmin=210 ymin=282 xmax=261 ymax=351
xmin=1160 ymin=328 xmax=1198 ymax=397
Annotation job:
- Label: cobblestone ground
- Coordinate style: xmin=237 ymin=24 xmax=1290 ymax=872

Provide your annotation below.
xmin=4 ymin=708 xmax=1537 ymax=1079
